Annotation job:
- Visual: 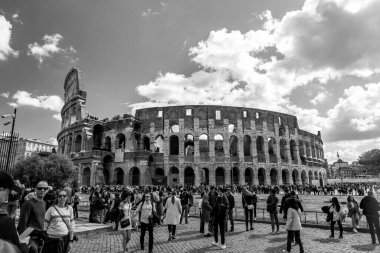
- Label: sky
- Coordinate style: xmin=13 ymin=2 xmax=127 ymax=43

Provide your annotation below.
xmin=1 ymin=0 xmax=380 ymax=164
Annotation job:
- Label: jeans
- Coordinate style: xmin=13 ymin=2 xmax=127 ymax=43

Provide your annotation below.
xmin=330 ymin=220 xmax=343 ymax=237
xmin=286 ymin=230 xmax=304 ymax=253
xmin=73 ymin=202 xmax=79 ymax=218
xmin=168 ymin=224 xmax=177 ymax=236
xmin=180 ymin=204 xmax=189 ymax=224
xmin=228 ymin=210 xmax=234 ymax=231
xmin=270 ymin=212 xmax=279 ymax=232
xmin=140 ymin=222 xmax=154 ymax=252
xmin=213 ymin=219 xmax=225 ymax=245
xmin=200 ymin=211 xmax=204 ymax=233
xmin=42 ymin=234 xmax=69 ymax=253
xmin=253 ymin=203 xmax=257 ymax=218
xmin=366 ymin=215 xmax=380 ymax=243
xmin=244 ymin=207 xmax=253 ymax=229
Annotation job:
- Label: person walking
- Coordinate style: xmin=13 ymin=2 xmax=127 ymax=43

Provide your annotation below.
xmin=360 ymin=191 xmax=380 ymax=244
xmin=211 ymin=195 xmax=227 ymax=250
xmin=156 ymin=191 xmax=164 ymax=225
xmin=199 ymin=191 xmax=204 ymax=233
xmin=267 ymin=189 xmax=280 ymax=234
xmin=283 ymin=198 xmax=304 ymax=253
xmin=42 ymin=190 xmax=75 ymax=253
xmin=164 ymin=191 xmax=182 ymax=241
xmin=329 ymin=197 xmax=343 ymax=239
xmin=118 ymin=190 xmax=133 ymax=252
xmin=179 ymin=189 xmax=190 ymax=224
xmin=347 ymin=195 xmax=360 ymax=233
xmin=72 ymin=190 xmax=80 ymax=219
xmin=242 ymin=187 xmax=254 ymax=231
xmin=201 ymin=195 xmax=212 ymax=237
xmin=133 ymin=194 xmax=156 ymax=253
xmin=226 ymin=188 xmax=235 ymax=232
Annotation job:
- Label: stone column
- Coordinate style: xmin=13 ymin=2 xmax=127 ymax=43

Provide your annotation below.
xmin=253 ymin=167 xmax=259 ymax=185
xmin=265 ymin=168 xmax=271 ymax=185
xmin=277 ymin=169 xmax=283 ymax=185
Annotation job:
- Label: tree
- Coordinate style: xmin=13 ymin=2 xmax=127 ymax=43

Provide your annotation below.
xmin=12 ymin=153 xmax=75 ymax=188
xmin=359 ymin=149 xmax=380 ymax=175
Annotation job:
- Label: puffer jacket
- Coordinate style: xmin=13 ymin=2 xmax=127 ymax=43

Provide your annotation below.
xmin=285 ymin=208 xmax=302 ymax=231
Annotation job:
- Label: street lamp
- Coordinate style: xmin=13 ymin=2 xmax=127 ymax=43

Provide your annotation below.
xmin=2 ymin=108 xmax=17 ymax=173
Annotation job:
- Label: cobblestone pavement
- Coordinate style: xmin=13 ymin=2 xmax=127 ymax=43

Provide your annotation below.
xmin=69 ymin=217 xmax=379 ymax=253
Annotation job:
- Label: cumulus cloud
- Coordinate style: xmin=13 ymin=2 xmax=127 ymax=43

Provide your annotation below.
xmin=27 ymin=34 xmax=77 ymax=64
xmin=53 ymin=113 xmax=62 ymax=121
xmin=0 ymin=15 xmax=19 ymax=60
xmin=311 ymin=90 xmax=329 ymax=105
xmin=8 ymin=91 xmax=64 ymax=121
xmin=142 ymin=8 xmax=159 ymax=17
xmin=0 ymin=92 xmax=10 ymax=98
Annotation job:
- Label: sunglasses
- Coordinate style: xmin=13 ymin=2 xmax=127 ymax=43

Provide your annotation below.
xmin=36 ymin=187 xmax=49 ymax=191
xmin=58 ymin=195 xmax=67 ymax=198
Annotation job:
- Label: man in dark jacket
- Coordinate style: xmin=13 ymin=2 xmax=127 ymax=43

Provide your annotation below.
xmin=226 ymin=188 xmax=235 ymax=232
xmin=180 ymin=189 xmax=191 ymax=224
xmin=279 ymin=188 xmax=291 ymax=219
xmin=360 ymin=191 xmax=380 ymax=244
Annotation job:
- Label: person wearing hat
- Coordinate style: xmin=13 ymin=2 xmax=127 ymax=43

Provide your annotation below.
xmin=0 ymin=170 xmax=24 ymax=253
xmin=360 ymin=191 xmax=380 ymax=244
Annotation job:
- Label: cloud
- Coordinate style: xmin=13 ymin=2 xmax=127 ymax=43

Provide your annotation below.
xmin=310 ymin=90 xmax=329 ymax=105
xmin=27 ymin=34 xmax=77 ymax=64
xmin=52 ymin=113 xmax=62 ymax=121
xmin=0 ymin=15 xmax=19 ymax=60
xmin=11 ymin=12 xmax=23 ymax=24
xmin=142 ymin=8 xmax=159 ymax=17
xmin=0 ymin=92 xmax=10 ymax=98
xmin=8 ymin=90 xmax=64 ymax=113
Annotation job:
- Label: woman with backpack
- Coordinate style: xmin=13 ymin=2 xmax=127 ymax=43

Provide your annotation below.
xmin=133 ymin=194 xmax=156 ymax=253
xmin=329 ymin=197 xmax=343 ymax=239
xmin=283 ymin=198 xmax=304 ymax=253
xmin=164 ymin=191 xmax=182 ymax=241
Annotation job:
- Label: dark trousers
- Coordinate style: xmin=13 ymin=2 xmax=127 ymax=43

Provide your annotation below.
xmin=140 ymin=222 xmax=153 ymax=252
xmin=228 ymin=210 xmax=234 ymax=231
xmin=244 ymin=207 xmax=253 ymax=229
xmin=213 ymin=219 xmax=225 ymax=245
xmin=287 ymin=231 xmax=304 ymax=253
xmin=253 ymin=203 xmax=257 ymax=218
xmin=73 ymin=202 xmax=79 ymax=218
xmin=200 ymin=211 xmax=204 ymax=233
xmin=366 ymin=215 xmax=380 ymax=243
xmin=168 ymin=224 xmax=177 ymax=236
xmin=330 ymin=220 xmax=343 ymax=237
xmin=270 ymin=212 xmax=279 ymax=232
xmin=180 ymin=204 xmax=189 ymax=224
xmin=42 ymin=235 xmax=69 ymax=253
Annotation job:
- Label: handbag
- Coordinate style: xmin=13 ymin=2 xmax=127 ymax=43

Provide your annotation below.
xmin=120 ymin=218 xmax=131 ymax=228
xmin=326 ymin=212 xmax=333 ymax=222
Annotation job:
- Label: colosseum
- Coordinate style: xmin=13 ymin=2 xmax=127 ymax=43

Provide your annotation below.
xmin=57 ymin=68 xmax=327 ymax=187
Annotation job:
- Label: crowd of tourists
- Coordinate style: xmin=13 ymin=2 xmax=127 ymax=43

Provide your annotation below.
xmin=0 ymin=170 xmax=380 ymax=253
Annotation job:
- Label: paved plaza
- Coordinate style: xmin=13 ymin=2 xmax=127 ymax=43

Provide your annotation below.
xmin=69 ymin=217 xmax=379 ymax=253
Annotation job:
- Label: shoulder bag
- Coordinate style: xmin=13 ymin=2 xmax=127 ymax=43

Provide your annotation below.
xmin=53 ymin=206 xmax=78 ymax=242
xmin=120 ymin=203 xmax=131 ymax=228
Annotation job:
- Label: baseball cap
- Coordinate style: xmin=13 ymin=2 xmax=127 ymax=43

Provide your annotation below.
xmin=0 ymin=171 xmax=23 ymax=193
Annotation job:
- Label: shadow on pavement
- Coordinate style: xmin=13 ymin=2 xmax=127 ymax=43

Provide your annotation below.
xmin=268 ymin=237 xmax=287 ymax=243
xmin=312 ymin=238 xmax=340 ymax=243
xmin=351 ymin=244 xmax=378 ymax=252
xmin=264 ymin=244 xmax=286 ymax=253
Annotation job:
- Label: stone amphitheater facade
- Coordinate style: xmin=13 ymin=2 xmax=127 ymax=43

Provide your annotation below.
xmin=57 ymin=68 xmax=327 ymax=186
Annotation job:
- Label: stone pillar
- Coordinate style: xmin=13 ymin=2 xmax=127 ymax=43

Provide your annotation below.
xmin=253 ymin=168 xmax=259 ymax=185
xmin=226 ymin=167 xmax=231 ymax=185
xmin=265 ymin=168 xmax=271 ymax=185
xmin=179 ymin=167 xmax=184 ymax=185
xmin=251 ymin=138 xmax=257 ymax=159
xmin=239 ymin=168 xmax=245 ymax=185
xmin=277 ymin=169 xmax=283 ymax=185
xmin=263 ymin=136 xmax=269 ymax=164
xmin=209 ymin=168 xmax=216 ymax=185
xmin=193 ymin=136 xmax=200 ymax=157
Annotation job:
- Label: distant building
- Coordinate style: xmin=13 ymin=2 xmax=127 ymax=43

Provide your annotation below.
xmin=329 ymin=159 xmax=368 ymax=179
xmin=0 ymin=133 xmax=19 ymax=171
xmin=16 ymin=138 xmax=57 ymax=162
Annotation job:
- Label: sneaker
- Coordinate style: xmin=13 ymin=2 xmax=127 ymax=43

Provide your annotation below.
xmin=275 ymin=229 xmax=280 ymax=234
xmin=353 ymin=228 xmax=358 ymax=233
xmin=220 ymin=244 xmax=226 ymax=250
xmin=339 ymin=235 xmax=343 ymax=239
xmin=272 ymin=232 xmax=276 ymax=235
xmin=168 ymin=235 xmax=172 ymax=241
xmin=329 ymin=235 xmax=334 ymax=238
xmin=212 ymin=242 xmax=219 ymax=246
xmin=250 ymin=227 xmax=254 ymax=230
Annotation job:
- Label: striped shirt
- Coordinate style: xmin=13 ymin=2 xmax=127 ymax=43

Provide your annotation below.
xmin=44 ymin=205 xmax=75 ymax=238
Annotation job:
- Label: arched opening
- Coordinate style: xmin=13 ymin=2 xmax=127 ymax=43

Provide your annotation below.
xmin=290 ymin=140 xmax=297 ymax=161
xmin=114 ymin=168 xmax=124 ymax=185
xmin=270 ymin=169 xmax=278 ymax=185
xmin=199 ymin=134 xmax=209 ymax=159
xmin=292 ymin=170 xmax=300 ymax=185
xmin=67 ymin=136 xmax=73 ymax=153
xmin=279 ymin=125 xmax=286 ymax=137
xmin=280 ymin=139 xmax=288 ymax=162
xmin=169 ymin=167 xmax=179 ymax=185
xmin=229 ymin=136 xmax=238 ymax=157
xmin=130 ymin=167 xmax=140 ymax=186
xmin=74 ymin=135 xmax=82 ymax=152
xmin=308 ymin=171 xmax=313 ymax=184
xmin=214 ymin=134 xmax=224 ymax=158
xmin=154 ymin=135 xmax=164 ymax=153
xmin=245 ymin=168 xmax=253 ymax=185
xmin=215 ymin=167 xmax=225 ymax=186
xmin=314 ymin=171 xmax=319 ymax=180
xmin=82 ymin=167 xmax=91 ymax=186
xmin=268 ymin=137 xmax=277 ymax=163
xmin=115 ymin=133 xmax=126 ymax=149
xmin=103 ymin=169 xmax=110 ymax=185
xmin=243 ymin=135 xmax=251 ymax=157
xmin=306 ymin=143 xmax=311 ymax=157
xmin=200 ymin=168 xmax=209 ymax=185
xmin=184 ymin=167 xmax=195 ymax=186
xmin=184 ymin=134 xmax=194 ymax=155
xmin=258 ymin=168 xmax=266 ymax=185
xmin=93 ymin=124 xmax=104 ymax=149
xmin=256 ymin=136 xmax=265 ymax=162
xmin=143 ymin=136 xmax=150 ymax=151
xmin=155 ymin=168 xmax=165 ymax=178
xmin=231 ymin=167 xmax=239 ymax=185
xmin=104 ymin=136 xmax=111 ymax=151
xmin=169 ymin=135 xmax=179 ymax=155
xmin=282 ymin=169 xmax=290 ymax=184
xmin=301 ymin=170 xmax=307 ymax=185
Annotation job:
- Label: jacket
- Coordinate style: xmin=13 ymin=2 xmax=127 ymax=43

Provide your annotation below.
xmin=266 ymin=195 xmax=279 ymax=213
xmin=242 ymin=194 xmax=254 ymax=207
xmin=360 ymin=196 xmax=380 ymax=217
xmin=285 ymin=208 xmax=302 ymax=231
xmin=201 ymin=201 xmax=212 ymax=222
xmin=227 ymin=194 xmax=235 ymax=211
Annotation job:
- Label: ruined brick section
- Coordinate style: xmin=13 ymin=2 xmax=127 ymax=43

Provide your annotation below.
xmin=57 ymin=69 xmax=326 ymax=187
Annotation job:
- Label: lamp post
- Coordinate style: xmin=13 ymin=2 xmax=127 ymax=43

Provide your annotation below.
xmin=2 ymin=108 xmax=17 ymax=173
